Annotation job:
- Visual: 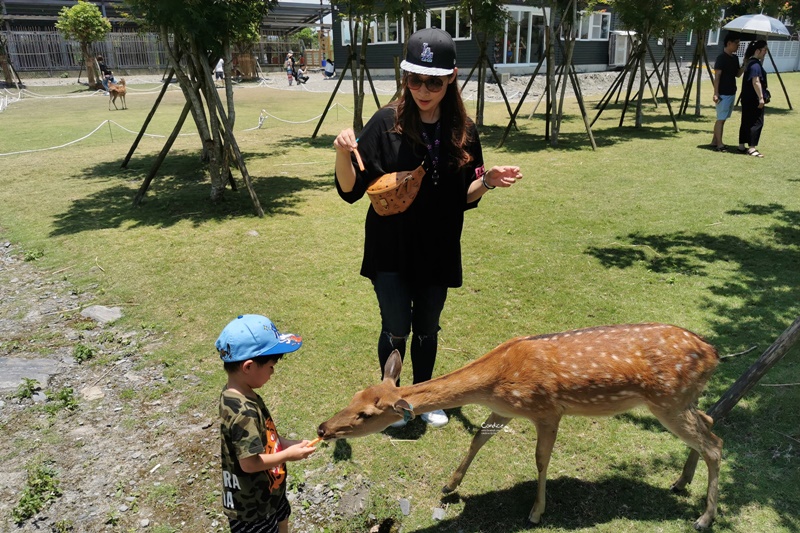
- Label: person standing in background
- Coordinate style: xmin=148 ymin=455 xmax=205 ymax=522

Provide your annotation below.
xmin=738 ymin=40 xmax=769 ymax=157
xmin=711 ymin=32 xmax=744 ymax=152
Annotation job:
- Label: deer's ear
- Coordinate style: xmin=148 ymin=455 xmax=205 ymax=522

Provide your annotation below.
xmin=383 ymin=350 xmax=402 ymax=384
xmin=393 ymin=399 xmax=415 ymax=421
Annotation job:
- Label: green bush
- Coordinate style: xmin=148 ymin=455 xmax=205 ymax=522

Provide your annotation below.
xmin=11 ymin=461 xmax=62 ymax=523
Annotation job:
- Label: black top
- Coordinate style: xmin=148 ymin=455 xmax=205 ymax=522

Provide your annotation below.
xmin=741 ymin=58 xmax=767 ymax=103
xmin=99 ymin=62 xmax=112 ymax=77
xmin=713 ymin=52 xmax=740 ymax=96
xmin=335 ymin=106 xmax=484 ymax=287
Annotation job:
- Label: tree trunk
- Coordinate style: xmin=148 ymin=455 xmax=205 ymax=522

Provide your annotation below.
xmin=355 ymin=23 xmax=369 ymax=132
xmin=81 ymin=42 xmax=97 ymax=88
xmin=161 ymin=26 xmax=225 ymax=200
xmin=694 ymin=32 xmax=705 ymax=117
xmin=635 ymin=39 xmax=647 ymax=128
xmin=476 ymin=50 xmax=485 ymax=126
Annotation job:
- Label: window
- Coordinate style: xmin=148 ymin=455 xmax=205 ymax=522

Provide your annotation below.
xmin=577 ymin=11 xmax=610 ymax=41
xmin=371 ymin=15 xmax=400 ymax=44
xmin=498 ymin=6 xmax=547 ymax=64
xmin=341 ymin=17 xmax=400 ymax=46
xmin=707 ymin=9 xmax=725 ymax=45
xmin=422 ymin=7 xmax=472 ymax=40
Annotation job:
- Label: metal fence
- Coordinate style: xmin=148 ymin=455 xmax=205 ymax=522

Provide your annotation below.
xmin=1 ymin=29 xmax=313 ymax=75
xmin=1 ymin=30 xmax=168 ymax=73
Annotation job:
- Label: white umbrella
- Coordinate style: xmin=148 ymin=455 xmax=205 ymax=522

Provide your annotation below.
xmin=723 ymin=14 xmax=791 ymax=37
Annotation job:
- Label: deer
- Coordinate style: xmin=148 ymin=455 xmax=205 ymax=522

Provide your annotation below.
xmin=317 ymin=323 xmax=723 ymax=530
xmin=108 ymin=78 xmax=127 ymax=110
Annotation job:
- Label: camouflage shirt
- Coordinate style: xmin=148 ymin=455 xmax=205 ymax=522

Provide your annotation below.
xmin=219 ymin=388 xmax=287 ymax=522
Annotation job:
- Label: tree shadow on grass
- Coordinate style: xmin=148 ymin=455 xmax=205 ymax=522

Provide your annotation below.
xmin=49 ymin=150 xmax=332 ymax=237
xmin=414 ymin=475 xmax=703 ymax=532
xmin=478 ymin=122 xmax=685 ymax=154
xmin=584 ymin=202 xmax=800 ymax=528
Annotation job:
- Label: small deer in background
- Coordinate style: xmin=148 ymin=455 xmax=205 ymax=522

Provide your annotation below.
xmin=108 ymin=78 xmax=127 ymax=110
xmin=317 ymin=323 xmax=722 ymax=530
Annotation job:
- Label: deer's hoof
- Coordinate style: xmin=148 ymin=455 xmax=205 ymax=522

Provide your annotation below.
xmin=670 ymin=483 xmax=688 ymax=494
xmin=441 ymin=485 xmax=454 ymax=495
xmin=693 ymin=515 xmax=714 ymax=530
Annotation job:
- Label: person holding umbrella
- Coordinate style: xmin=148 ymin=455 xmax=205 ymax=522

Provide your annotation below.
xmin=737 ymin=40 xmax=769 ymax=157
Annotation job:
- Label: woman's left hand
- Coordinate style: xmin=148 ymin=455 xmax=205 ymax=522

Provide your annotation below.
xmin=486 ymin=166 xmax=523 ymax=188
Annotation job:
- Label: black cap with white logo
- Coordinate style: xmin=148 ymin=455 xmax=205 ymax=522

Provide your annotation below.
xmin=400 ymin=28 xmax=456 ymax=76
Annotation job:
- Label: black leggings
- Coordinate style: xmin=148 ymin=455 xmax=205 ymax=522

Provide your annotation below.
xmin=739 ymin=102 xmax=764 ymax=147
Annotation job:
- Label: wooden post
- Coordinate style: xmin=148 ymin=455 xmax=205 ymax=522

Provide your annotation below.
xmin=134 ymin=101 xmax=192 ymax=206
xmin=765 ymin=48 xmax=793 ymax=110
xmin=678 ymin=315 xmax=800 ymax=485
xmin=122 ymin=68 xmax=175 ymax=168
xmin=311 ymin=54 xmax=352 ymax=139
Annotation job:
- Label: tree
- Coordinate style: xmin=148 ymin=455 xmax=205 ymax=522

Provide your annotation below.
xmin=458 ymin=0 xmax=509 ymax=126
xmin=332 ymin=0 xmax=382 ymax=131
xmin=124 ymin=0 xmax=275 ymax=209
xmin=55 ymin=0 xmax=111 ymax=89
xmin=727 ymin=0 xmax=799 ymax=21
xmin=606 ymin=0 xmax=690 ymax=127
xmin=382 ymin=0 xmax=427 ymax=95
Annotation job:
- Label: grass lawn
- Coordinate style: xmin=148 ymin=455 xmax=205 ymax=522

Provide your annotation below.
xmin=1 ymin=73 xmax=799 ymax=532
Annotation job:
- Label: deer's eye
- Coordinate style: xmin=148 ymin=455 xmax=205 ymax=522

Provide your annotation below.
xmin=356 ymin=412 xmax=372 ymax=420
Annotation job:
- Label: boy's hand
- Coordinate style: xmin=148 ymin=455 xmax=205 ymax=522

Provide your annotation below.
xmin=284 ymin=441 xmax=316 ymax=461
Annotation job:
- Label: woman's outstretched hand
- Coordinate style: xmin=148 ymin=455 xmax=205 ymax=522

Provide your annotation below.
xmin=485 ymin=166 xmax=522 ymax=188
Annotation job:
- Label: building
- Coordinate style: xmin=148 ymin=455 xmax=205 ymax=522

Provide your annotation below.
xmin=330 ymin=2 xmax=798 ymax=76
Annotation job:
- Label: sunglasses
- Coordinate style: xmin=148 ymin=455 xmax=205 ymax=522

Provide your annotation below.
xmin=406 ymin=74 xmax=446 ymax=92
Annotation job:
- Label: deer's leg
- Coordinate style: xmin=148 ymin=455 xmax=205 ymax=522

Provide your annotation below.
xmin=528 ymin=418 xmax=560 ymax=525
xmin=649 ymin=405 xmax=722 ymax=530
xmin=672 ymin=410 xmax=712 ymax=491
xmin=672 ymin=449 xmax=701 ymax=491
xmin=442 ymin=412 xmax=511 ymax=494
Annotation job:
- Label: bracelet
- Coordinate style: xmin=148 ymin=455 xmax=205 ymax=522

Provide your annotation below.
xmin=482 ymin=173 xmax=496 ymax=190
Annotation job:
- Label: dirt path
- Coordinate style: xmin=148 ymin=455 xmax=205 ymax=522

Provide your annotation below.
xmin=0 ymin=236 xmax=377 ymax=532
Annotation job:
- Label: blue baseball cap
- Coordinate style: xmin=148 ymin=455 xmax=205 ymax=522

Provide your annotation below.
xmin=216 ymin=315 xmax=302 ymax=363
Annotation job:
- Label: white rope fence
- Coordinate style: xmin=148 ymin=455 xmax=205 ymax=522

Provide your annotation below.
xmin=242 ymin=102 xmax=353 ymax=131
xmin=0 ymin=119 xmax=197 ymax=158
xmin=0 ymin=101 xmax=350 ymax=156
xmin=0 ymin=77 xmax=524 ymax=154
xmin=0 ymin=82 xmax=181 ymax=113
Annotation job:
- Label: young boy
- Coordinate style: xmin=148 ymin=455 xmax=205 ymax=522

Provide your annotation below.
xmin=217 ymin=314 xmax=317 ymax=533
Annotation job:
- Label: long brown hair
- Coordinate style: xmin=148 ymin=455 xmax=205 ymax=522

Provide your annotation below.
xmin=389 ymin=74 xmax=474 ymax=169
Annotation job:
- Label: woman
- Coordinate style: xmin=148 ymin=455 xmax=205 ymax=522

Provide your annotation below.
xmin=333 ymin=28 xmax=522 ymax=428
xmin=738 ymin=40 xmax=769 ymax=157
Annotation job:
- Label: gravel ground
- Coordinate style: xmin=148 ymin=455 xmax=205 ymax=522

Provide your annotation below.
xmin=0 ymin=237 xmax=379 ymax=532
xmin=10 ymin=67 xmax=694 ymax=103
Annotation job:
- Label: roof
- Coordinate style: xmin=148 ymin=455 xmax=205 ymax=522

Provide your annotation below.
xmin=1 ymin=0 xmax=331 ymax=33
xmin=264 ymin=2 xmax=331 ymax=33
